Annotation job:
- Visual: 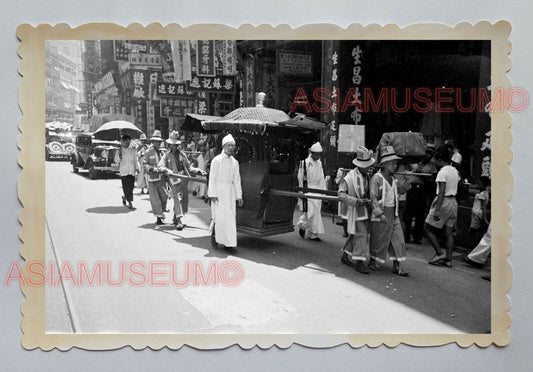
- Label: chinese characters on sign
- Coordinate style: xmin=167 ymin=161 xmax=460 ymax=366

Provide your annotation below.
xmin=187 ymin=75 xmax=235 ymax=93
xmin=197 ymin=98 xmax=208 ymax=115
xmin=156 ymin=82 xmax=195 ymax=97
xmin=132 ymin=71 xmax=147 ymax=100
xmin=196 ymin=40 xmax=216 ymax=77
xmin=111 ymin=40 xmax=237 ymax=124
xmin=113 ymin=96 xmax=121 ymax=114
xmin=87 ymin=91 xmax=93 ymax=118
xmin=222 ymin=40 xmax=237 ymax=76
xmin=350 ymin=45 xmax=363 ymax=125
xmin=160 ymin=97 xmax=196 ymax=118
xmin=147 ymin=101 xmax=155 ymax=135
xmin=170 ymin=40 xmax=192 ymax=82
xmin=330 ymin=47 xmax=339 ymax=148
xmin=278 ymin=51 xmax=313 ymax=75
xmin=93 ymin=71 xmax=115 ymax=94
xmin=128 ymin=53 xmax=162 ymax=67
xmin=113 ymin=40 xmax=147 ymax=61
xmin=135 ymin=100 xmax=146 ymax=127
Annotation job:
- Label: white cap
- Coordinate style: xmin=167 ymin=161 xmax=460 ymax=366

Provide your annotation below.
xmin=222 ymin=134 xmax=236 ymax=147
xmin=309 ymin=142 xmax=323 ymax=153
xmin=451 ymin=152 xmax=462 ymax=164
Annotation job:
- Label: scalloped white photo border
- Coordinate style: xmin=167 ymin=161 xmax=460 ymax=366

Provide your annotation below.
xmin=17 ymin=22 xmax=512 ymax=350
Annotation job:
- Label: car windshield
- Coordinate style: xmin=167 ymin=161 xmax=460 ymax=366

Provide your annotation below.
xmin=47 ymin=132 xmax=73 ymax=144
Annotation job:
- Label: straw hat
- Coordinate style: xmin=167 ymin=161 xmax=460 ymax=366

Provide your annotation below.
xmin=352 ymin=146 xmax=375 ymax=168
xmin=166 ymin=131 xmax=181 ymax=145
xmin=379 ymin=146 xmax=402 ymax=165
xmin=150 ymin=130 xmax=163 ymax=142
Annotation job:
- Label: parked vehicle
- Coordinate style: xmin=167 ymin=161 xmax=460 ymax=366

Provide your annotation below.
xmin=71 ymin=132 xmax=119 ymax=179
xmin=45 ymin=129 xmax=75 ymax=161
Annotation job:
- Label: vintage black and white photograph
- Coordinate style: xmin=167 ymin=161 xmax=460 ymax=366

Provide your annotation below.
xmin=17 ymin=23 xmax=511 ymax=348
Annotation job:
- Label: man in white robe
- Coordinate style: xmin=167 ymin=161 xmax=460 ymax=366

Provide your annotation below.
xmin=297 ymin=142 xmax=326 ymax=241
xmin=208 ymin=134 xmax=243 ymax=253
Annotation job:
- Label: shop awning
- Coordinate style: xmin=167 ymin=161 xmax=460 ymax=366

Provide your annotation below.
xmin=181 ymin=113 xmax=221 ymax=133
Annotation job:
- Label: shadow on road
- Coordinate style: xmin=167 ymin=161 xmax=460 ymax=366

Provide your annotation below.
xmin=86 ymin=206 xmax=135 ymax=214
xmin=166 ymin=204 xmax=491 ymax=333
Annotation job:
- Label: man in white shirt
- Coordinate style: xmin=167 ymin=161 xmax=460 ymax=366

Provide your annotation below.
xmin=297 ymin=142 xmax=326 ymax=242
xmin=208 ymin=134 xmax=243 ymax=253
xmin=114 ymin=134 xmax=138 ymax=209
xmin=425 ymin=147 xmax=461 ymax=267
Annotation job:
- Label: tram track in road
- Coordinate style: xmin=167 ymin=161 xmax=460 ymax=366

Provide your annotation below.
xmin=45 ymin=216 xmax=79 ymax=333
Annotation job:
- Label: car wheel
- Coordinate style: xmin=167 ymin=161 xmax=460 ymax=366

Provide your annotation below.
xmin=72 ymin=155 xmax=79 ymax=173
xmin=88 ymin=162 xmax=98 ymax=179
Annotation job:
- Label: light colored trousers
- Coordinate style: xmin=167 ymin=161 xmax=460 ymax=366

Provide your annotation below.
xmin=468 ymin=224 xmax=491 ymax=264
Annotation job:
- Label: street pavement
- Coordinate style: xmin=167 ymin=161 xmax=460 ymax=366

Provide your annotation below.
xmin=45 ymin=160 xmax=491 ymax=334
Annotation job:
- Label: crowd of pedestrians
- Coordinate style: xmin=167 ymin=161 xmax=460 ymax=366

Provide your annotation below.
xmin=296 ymin=140 xmax=491 ymax=278
xmin=114 ymin=131 xmax=491 ymax=272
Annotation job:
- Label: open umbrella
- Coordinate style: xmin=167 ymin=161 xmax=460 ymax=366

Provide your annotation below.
xmin=93 ymin=120 xmax=143 ymax=141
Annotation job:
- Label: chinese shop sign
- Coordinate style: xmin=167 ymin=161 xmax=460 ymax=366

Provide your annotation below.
xmin=156 ymin=82 xmax=195 ymax=97
xmin=160 ymin=97 xmax=196 ymax=118
xmin=350 ymin=45 xmax=363 ymax=125
xmin=196 ymin=40 xmax=216 ymax=77
xmin=128 ymin=53 xmax=162 ymax=67
xmin=187 ymin=75 xmax=235 ymax=93
xmin=113 ymin=41 xmax=147 ymax=61
xmin=132 ymin=71 xmax=148 ymax=100
xmin=277 ymin=51 xmax=313 ymax=76
xmin=222 ymin=40 xmax=237 ymax=76
xmin=170 ymin=40 xmax=192 ymax=82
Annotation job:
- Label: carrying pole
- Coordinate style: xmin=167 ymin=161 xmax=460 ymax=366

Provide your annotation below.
xmin=269 ymin=189 xmax=340 ymax=203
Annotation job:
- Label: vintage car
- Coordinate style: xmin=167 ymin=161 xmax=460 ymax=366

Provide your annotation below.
xmin=71 ymin=132 xmax=119 ymax=179
xmin=45 ymin=130 xmax=76 ymax=160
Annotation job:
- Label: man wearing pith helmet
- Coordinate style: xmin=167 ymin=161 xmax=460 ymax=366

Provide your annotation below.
xmin=143 ymin=130 xmax=167 ymax=226
xmin=208 ymin=134 xmax=243 ymax=254
xmin=368 ymin=145 xmax=409 ymax=277
xmin=158 ymin=131 xmax=206 ymax=230
xmin=338 ymin=146 xmax=375 ymax=274
xmin=296 ymin=142 xmax=326 ymax=242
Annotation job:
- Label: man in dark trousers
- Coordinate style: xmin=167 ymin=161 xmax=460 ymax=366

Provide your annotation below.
xmin=114 ymin=134 xmax=138 ymax=209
